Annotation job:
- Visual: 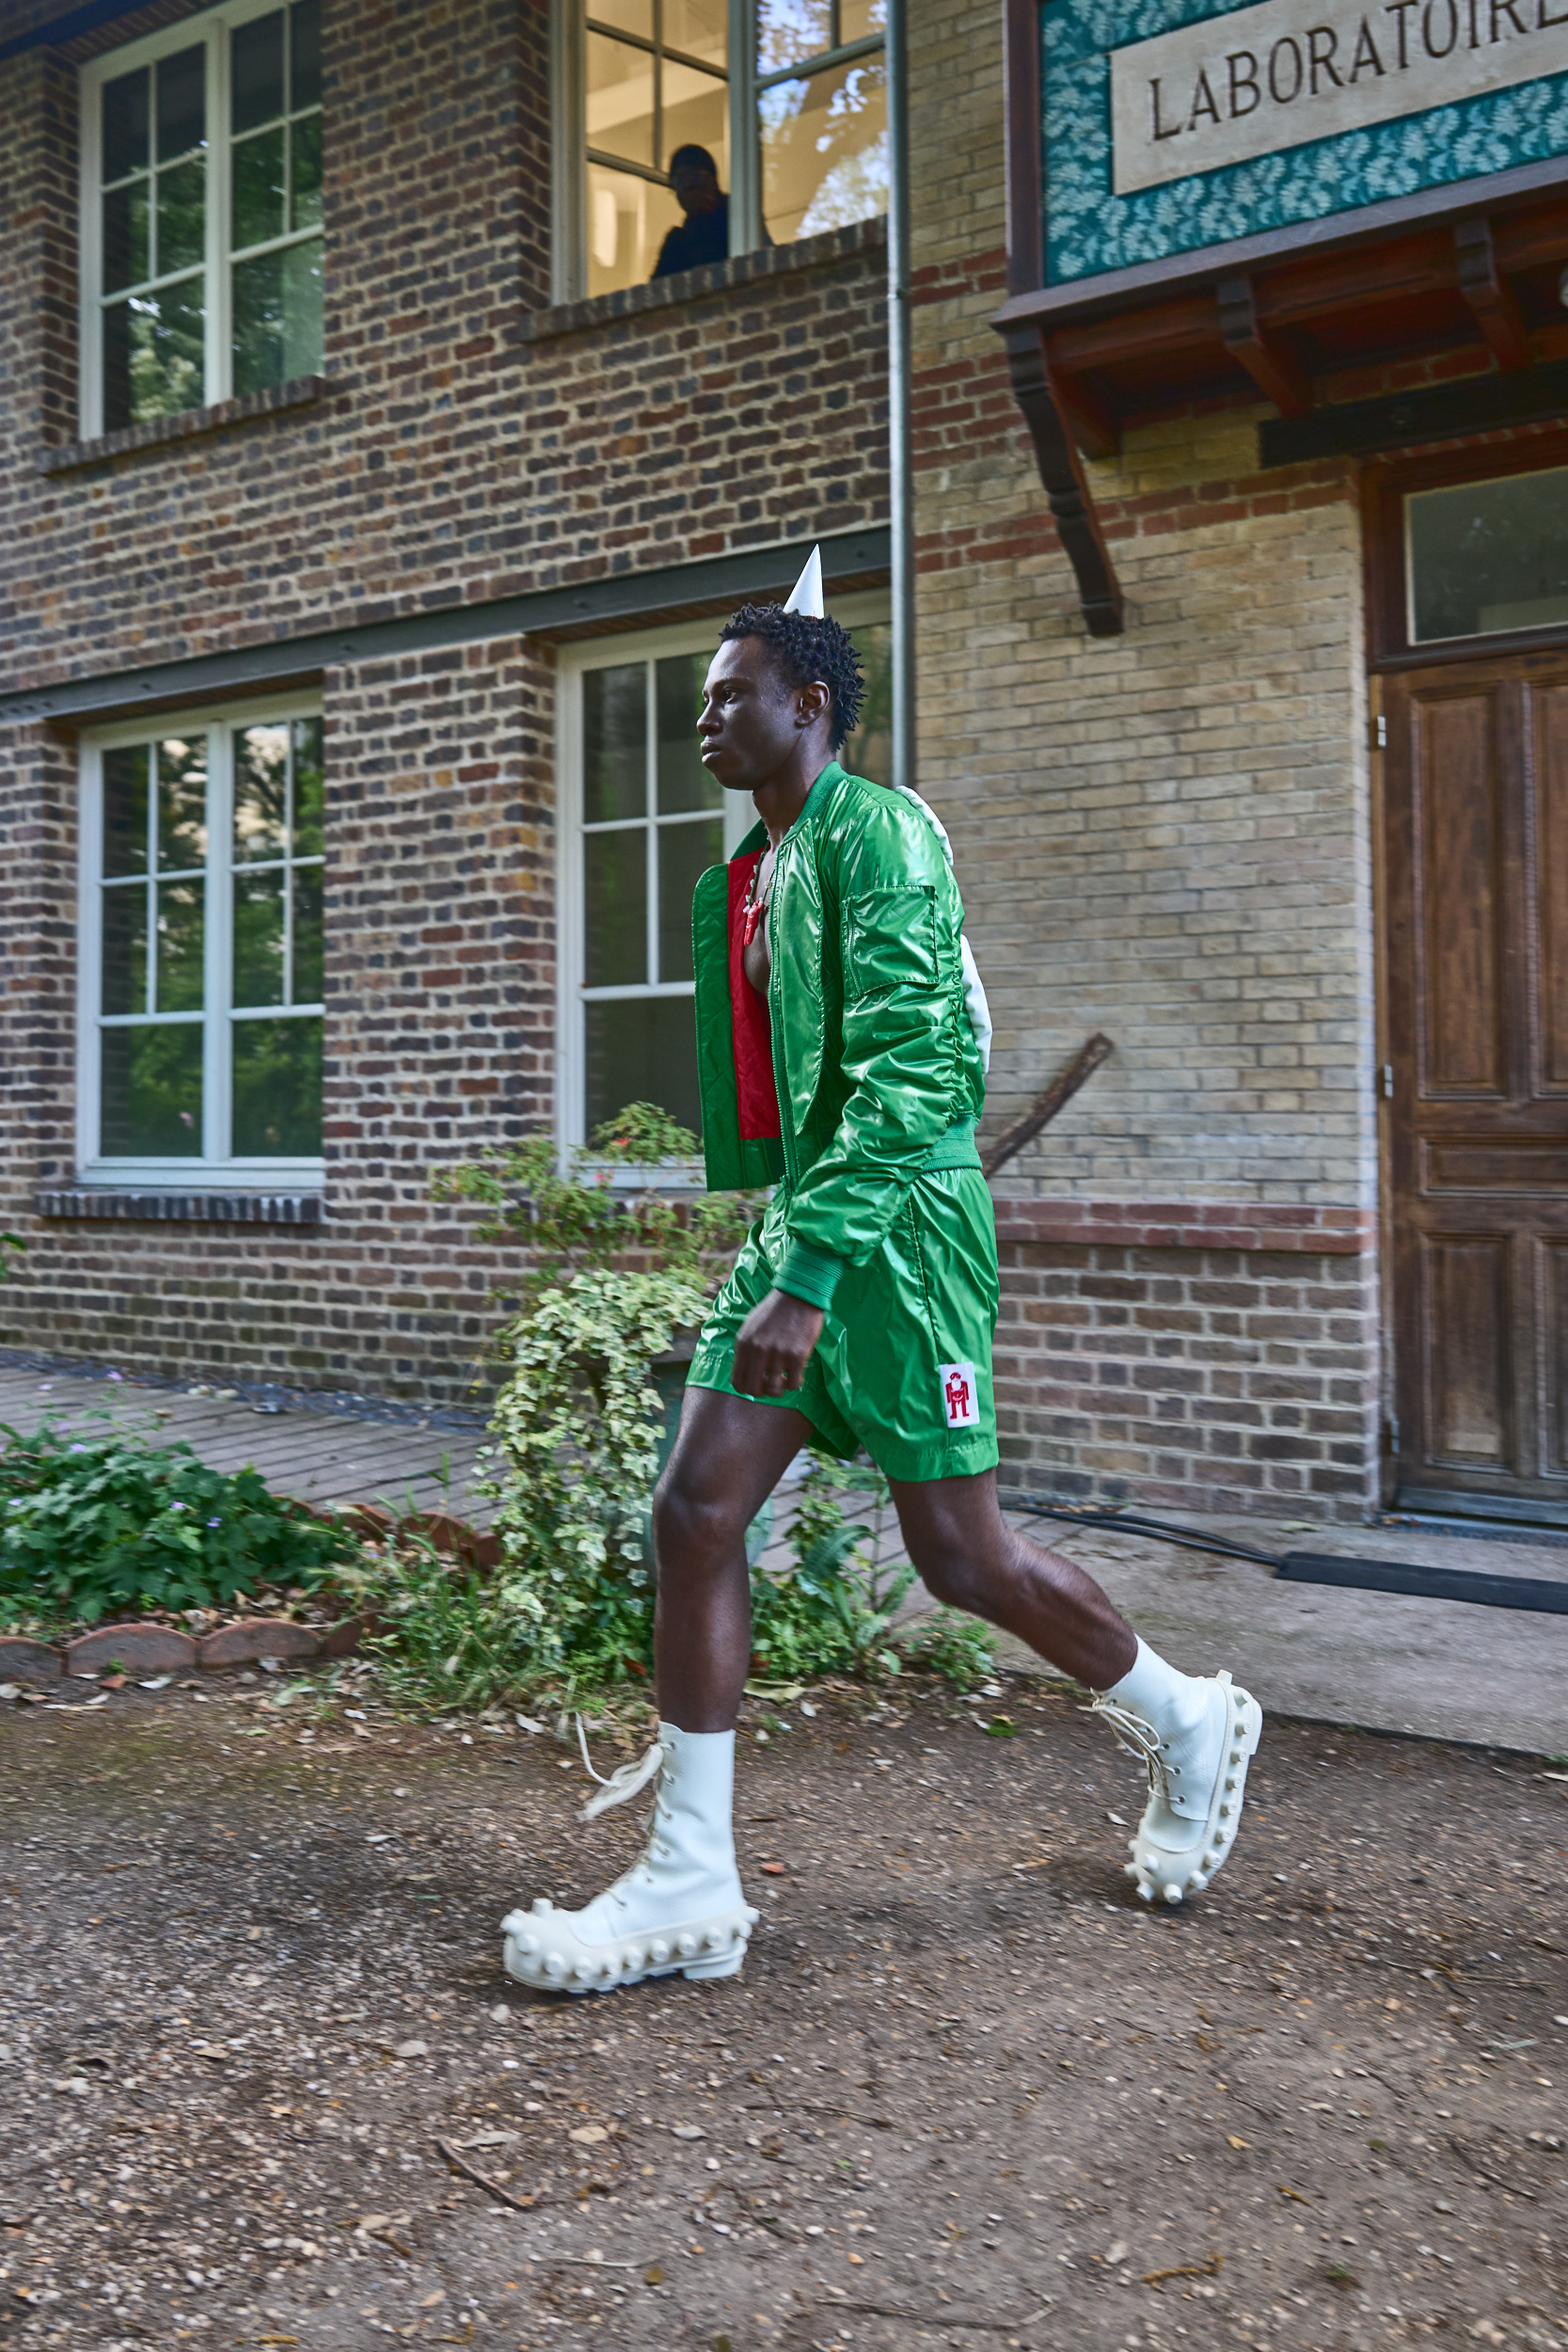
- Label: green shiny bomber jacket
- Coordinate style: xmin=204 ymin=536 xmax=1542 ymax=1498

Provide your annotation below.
xmin=690 ymin=759 xmax=987 ymax=1311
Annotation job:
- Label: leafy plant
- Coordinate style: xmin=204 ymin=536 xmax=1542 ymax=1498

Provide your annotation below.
xmin=0 ymin=1418 xmax=356 ymax=1628
xmin=750 ymin=1450 xmax=913 ymax=1683
xmin=432 ymin=1103 xmax=755 ymax=1312
xmin=0 ymin=1234 xmax=24 ymax=1279
xmin=896 ymin=1607 xmax=996 ymax=1692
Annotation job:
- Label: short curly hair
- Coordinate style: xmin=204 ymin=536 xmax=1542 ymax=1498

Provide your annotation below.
xmin=719 ymin=603 xmax=865 ymax=753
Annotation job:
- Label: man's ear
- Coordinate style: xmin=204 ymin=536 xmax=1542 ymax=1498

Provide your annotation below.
xmin=795 ymin=679 xmax=832 ymax=729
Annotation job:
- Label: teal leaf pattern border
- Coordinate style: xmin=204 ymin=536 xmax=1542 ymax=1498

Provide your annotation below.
xmin=1043 ymin=0 xmax=1568 ymax=282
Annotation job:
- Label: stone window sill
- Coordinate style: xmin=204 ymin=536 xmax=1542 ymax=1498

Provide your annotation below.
xmin=519 ymin=216 xmax=886 ymax=344
xmin=40 ymin=375 xmax=337 ymax=475
xmin=36 ymin=1189 xmax=324 ymax=1226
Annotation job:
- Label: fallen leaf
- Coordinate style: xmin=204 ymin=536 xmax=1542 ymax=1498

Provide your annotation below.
xmin=1226 ymin=2136 xmax=1248 ymax=2150
xmin=643 ymin=2264 xmax=665 ymax=2285
xmin=1143 ymin=2251 xmax=1224 ymax=2288
xmin=847 ymin=2250 xmax=863 ymax=2265
xmin=418 ymin=2290 xmax=446 ymax=2308
xmin=569 ymin=2124 xmax=609 ymax=2145
xmin=761 ymin=1862 xmax=785 ymax=1877
xmin=1277 ymin=2184 xmax=1312 ymax=2206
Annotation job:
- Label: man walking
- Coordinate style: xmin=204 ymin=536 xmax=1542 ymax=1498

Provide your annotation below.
xmin=502 ymin=558 xmax=1261 ymax=1996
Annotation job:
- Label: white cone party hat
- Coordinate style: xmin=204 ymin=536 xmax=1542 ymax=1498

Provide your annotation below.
xmin=783 ymin=543 xmax=824 ymax=618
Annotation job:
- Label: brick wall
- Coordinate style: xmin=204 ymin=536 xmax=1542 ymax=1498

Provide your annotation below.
xmin=0 ymin=0 xmax=890 ymax=1402
xmin=907 ymin=0 xmax=1384 ymax=1517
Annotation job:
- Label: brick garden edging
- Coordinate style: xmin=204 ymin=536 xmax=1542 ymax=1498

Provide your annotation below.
xmin=0 ymin=1503 xmax=501 ymax=1686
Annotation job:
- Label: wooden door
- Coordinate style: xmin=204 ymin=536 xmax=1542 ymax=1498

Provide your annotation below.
xmin=1384 ymin=653 xmax=1568 ymax=1523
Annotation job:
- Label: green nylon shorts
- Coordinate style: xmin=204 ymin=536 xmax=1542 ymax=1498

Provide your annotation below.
xmin=687 ymin=1166 xmax=1001 ymax=1484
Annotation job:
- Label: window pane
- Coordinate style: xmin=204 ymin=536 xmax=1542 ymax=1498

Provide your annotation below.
xmin=101 ymin=885 xmax=148 ymax=1015
xmin=291 ymin=111 xmax=323 ymax=232
xmin=582 ymin=662 xmax=646 ymax=821
xmin=156 ymin=155 xmax=205 ymax=277
xmin=103 ymin=744 xmax=149 ymax=876
xmin=845 ymin=618 xmax=891 ymax=784
xmin=656 ymin=653 xmax=721 ymax=812
xmin=154 ymin=879 xmax=205 ymax=1012
xmin=760 ymin=52 xmax=887 ymax=244
xmin=157 ymin=738 xmax=207 ymax=869
xmin=103 ymin=66 xmax=150 ymax=181
xmin=156 ymin=44 xmax=205 ymax=162
xmin=583 ymin=831 xmax=647 ymax=986
xmin=293 ymin=717 xmax=325 ymax=855
xmin=232 ymin=1016 xmax=322 ymax=1154
xmin=293 ymin=864 xmax=324 ymax=1003
xmin=587 ymin=160 xmax=682 ymax=294
xmin=665 ymin=0 xmax=727 ymax=69
xmin=587 ymin=30 xmax=655 ymax=167
xmin=585 ymin=996 xmax=700 ymax=1136
xmin=591 ymin=0 xmax=654 ymax=35
xmin=657 ymin=816 xmax=722 ymax=983
xmin=234 ymin=723 xmax=289 ymax=860
xmin=291 ymin=0 xmax=323 ymax=111
xmin=232 ymin=125 xmax=285 ymax=250
xmin=233 ymin=868 xmax=286 ymax=1008
xmin=104 ymin=281 xmax=205 ymax=430
xmin=663 ymin=62 xmax=728 ymax=184
xmin=839 ymin=0 xmax=887 ymax=37
xmin=1408 ymin=467 xmax=1568 ymax=642
xmin=101 ymin=1025 xmax=203 ymax=1156
xmin=232 ymin=237 xmax=322 ymax=390
xmin=758 ymin=0 xmax=832 ymax=72
xmin=103 ymin=183 xmax=150 ymax=294
xmin=232 ymin=10 xmax=285 ymax=134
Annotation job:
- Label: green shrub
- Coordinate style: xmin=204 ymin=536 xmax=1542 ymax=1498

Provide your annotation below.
xmin=895 ymin=1606 xmax=995 ymax=1692
xmin=0 ymin=1419 xmax=357 ymax=1628
xmin=750 ymin=1449 xmax=913 ymax=1684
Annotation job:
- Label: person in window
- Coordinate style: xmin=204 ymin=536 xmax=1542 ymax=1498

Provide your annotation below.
xmin=651 ymin=144 xmax=731 ymax=278
xmin=500 ymin=550 xmax=1265 ymax=2001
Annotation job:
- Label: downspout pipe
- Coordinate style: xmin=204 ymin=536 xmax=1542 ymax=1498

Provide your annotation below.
xmin=885 ymin=0 xmax=914 ymax=791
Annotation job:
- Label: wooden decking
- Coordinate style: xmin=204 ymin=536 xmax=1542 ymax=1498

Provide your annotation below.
xmin=0 ymin=1366 xmax=494 ymax=1524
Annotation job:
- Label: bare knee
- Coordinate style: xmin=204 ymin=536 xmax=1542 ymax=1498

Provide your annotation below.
xmin=907 ymin=1535 xmax=994 ymax=1617
xmin=651 ymin=1466 xmax=749 ymax=1571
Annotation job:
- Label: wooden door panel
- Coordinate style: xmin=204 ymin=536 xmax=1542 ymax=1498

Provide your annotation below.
xmin=1421 ymin=1233 xmax=1513 ymax=1470
xmin=1532 ymin=681 xmax=1568 ymax=1091
xmin=1413 ymin=690 xmax=1507 ymax=1097
xmin=1385 ymin=652 xmax=1568 ymax=1512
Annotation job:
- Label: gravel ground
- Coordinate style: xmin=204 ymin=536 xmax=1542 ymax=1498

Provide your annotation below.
xmin=2 ymin=1672 xmax=1565 ymax=2352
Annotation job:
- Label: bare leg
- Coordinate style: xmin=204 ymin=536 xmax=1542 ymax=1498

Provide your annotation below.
xmin=651 ymin=1384 xmax=814 ymax=1732
xmin=888 ymin=1467 xmax=1136 ymax=1691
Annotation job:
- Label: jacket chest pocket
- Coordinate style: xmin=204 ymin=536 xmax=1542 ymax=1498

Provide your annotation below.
xmin=842 ymin=884 xmax=940 ymax=1001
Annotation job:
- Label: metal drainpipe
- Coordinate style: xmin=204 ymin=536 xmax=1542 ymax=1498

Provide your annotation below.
xmin=886 ymin=0 xmax=914 ymax=793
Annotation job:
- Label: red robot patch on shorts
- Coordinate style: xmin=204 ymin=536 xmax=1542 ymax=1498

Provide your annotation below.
xmin=939 ymin=1361 xmax=980 ymax=1429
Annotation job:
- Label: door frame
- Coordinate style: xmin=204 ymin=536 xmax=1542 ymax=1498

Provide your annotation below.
xmin=1365 ymin=433 xmax=1568 ymax=1517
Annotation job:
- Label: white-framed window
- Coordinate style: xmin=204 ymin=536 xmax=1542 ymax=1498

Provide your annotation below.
xmin=556 ymin=596 xmax=892 ymax=1153
xmin=79 ymin=0 xmax=323 ymax=440
xmin=553 ymin=0 xmax=888 ymax=302
xmin=76 ymin=694 xmax=325 ymax=1187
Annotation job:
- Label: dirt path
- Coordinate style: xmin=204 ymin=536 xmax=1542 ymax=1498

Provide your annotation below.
xmin=1 ymin=1675 xmax=1564 ymax=2352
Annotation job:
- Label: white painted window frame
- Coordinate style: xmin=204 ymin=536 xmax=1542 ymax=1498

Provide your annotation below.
xmin=76 ymin=691 xmax=325 ymax=1190
xmin=78 ymin=0 xmax=324 ymax=442
xmin=549 ymin=0 xmax=883 ymax=304
xmin=554 ymin=593 xmax=890 ymax=1166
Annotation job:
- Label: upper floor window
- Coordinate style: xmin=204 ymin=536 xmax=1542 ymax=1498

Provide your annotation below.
xmin=80 ymin=0 xmax=323 ymax=439
xmin=556 ymin=599 xmax=891 ymax=1152
xmin=77 ymin=699 xmax=325 ymax=1185
xmin=555 ymin=0 xmax=887 ymax=301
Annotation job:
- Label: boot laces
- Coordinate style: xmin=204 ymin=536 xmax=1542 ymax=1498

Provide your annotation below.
xmin=576 ymin=1715 xmax=668 ymax=1822
xmin=1085 ymin=1696 xmax=1178 ymax=1799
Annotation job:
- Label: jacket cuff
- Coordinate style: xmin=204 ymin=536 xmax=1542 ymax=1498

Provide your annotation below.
xmin=774 ymin=1238 xmax=847 ymax=1312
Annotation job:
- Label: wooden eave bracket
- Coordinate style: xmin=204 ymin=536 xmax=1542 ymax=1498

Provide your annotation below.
xmin=1454 ymin=216 xmax=1531 ymax=370
xmin=1002 ymin=326 xmax=1126 ymax=639
xmin=1216 ymin=274 xmax=1313 ymax=416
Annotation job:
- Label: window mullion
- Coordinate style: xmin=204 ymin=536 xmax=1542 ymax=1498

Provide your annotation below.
xmin=209 ymin=26 xmax=230 ymax=405
xmin=645 ymin=661 xmax=659 ymax=986
xmin=552 ymin=0 xmax=587 ymax=304
xmin=77 ymin=751 xmax=105 ymax=1168
xmin=204 ymin=726 xmax=232 ymax=1166
xmin=727 ymin=0 xmax=759 ymax=256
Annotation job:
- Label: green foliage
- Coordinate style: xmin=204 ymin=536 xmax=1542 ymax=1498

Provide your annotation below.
xmin=749 ymin=1450 xmax=914 ymax=1683
xmin=431 ymin=1103 xmax=756 ymax=1312
xmin=0 ymin=1418 xmax=356 ymax=1629
xmin=895 ymin=1606 xmax=996 ymax=1692
xmin=0 ymin=1234 xmax=23 ymax=1278
xmin=345 ymin=1529 xmax=550 ymax=1717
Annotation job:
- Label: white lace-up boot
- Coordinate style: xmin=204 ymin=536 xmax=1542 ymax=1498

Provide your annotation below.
xmin=500 ymin=1722 xmax=758 ymax=1995
xmin=1088 ymin=1642 xmax=1263 ymax=1906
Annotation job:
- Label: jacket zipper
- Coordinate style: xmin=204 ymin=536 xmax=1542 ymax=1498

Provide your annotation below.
xmin=767 ymin=837 xmax=799 ymax=1190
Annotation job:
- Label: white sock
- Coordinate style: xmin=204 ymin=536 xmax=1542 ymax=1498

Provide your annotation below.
xmin=1100 ymin=1637 xmax=1211 ymax=1749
